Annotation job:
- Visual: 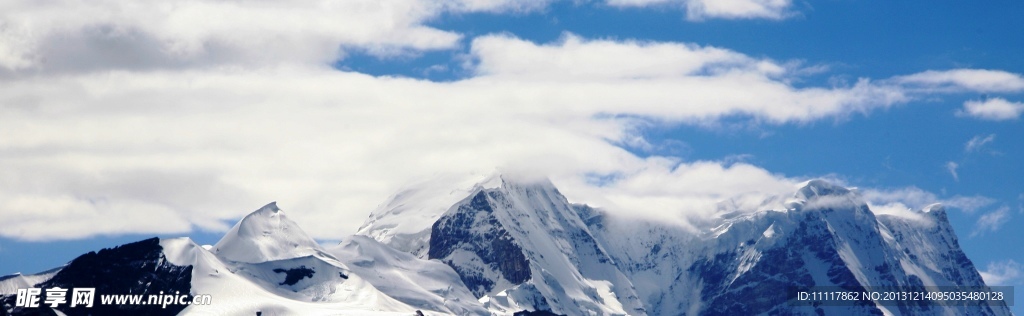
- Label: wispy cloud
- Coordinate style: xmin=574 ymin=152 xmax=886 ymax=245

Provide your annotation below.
xmin=957 ymin=98 xmax=1024 ymax=121
xmin=972 ymin=206 xmax=1011 ymax=237
xmin=943 ymin=195 xmax=998 ymax=214
xmin=978 ymin=260 xmax=1022 ymax=286
xmin=862 ymin=186 xmax=995 ymax=214
xmin=893 ymin=69 xmax=1024 ymax=93
xmin=965 ymin=134 xmax=996 ymax=153
xmin=1019 ymin=193 xmax=1024 ymax=214
xmin=946 ymin=161 xmax=960 ymax=182
xmin=605 ymin=0 xmax=794 ymax=21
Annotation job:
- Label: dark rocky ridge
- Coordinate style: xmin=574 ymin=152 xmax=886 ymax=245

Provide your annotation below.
xmin=1 ymin=237 xmax=192 ymax=316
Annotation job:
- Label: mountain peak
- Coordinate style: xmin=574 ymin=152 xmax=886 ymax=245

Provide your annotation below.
xmin=498 ymin=173 xmax=552 ymax=187
xmin=213 ymin=202 xmax=325 ymax=263
xmin=261 ymin=201 xmax=280 ymax=212
xmin=795 ymin=179 xmax=852 ymax=200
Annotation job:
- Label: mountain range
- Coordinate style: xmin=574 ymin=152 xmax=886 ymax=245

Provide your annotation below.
xmin=1 ymin=175 xmax=1011 ymax=315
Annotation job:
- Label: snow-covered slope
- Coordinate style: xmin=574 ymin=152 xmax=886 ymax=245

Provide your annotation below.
xmin=0 ymin=268 xmax=61 ymax=296
xmin=163 ymin=237 xmax=416 ymax=315
xmin=424 ymin=176 xmax=646 ymax=315
xmin=582 ymin=180 xmax=1012 ymax=315
xmin=327 ymin=235 xmax=489 ymax=315
xmin=357 ymin=173 xmax=501 ymax=257
xmin=212 ymin=201 xmax=330 ymax=264
xmin=2 ymin=204 xmax=424 ymax=316
xmin=177 ymin=202 xmax=421 ymax=314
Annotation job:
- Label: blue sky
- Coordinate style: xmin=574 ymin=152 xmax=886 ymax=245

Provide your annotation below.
xmin=1 ymin=0 xmax=1022 ymax=312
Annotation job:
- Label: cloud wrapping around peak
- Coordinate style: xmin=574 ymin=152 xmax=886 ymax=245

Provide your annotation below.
xmin=958 ymin=98 xmax=1024 ymax=121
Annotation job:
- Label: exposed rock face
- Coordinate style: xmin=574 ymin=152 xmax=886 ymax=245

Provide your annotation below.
xmin=426 ymin=177 xmax=647 ymax=315
xmin=1 ymin=238 xmax=192 ymax=316
xmin=429 ymin=191 xmax=531 ymax=297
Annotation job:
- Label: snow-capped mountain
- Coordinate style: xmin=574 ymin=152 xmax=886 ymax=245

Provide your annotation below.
xmin=577 ymin=180 xmax=1010 ymax=315
xmin=424 ymin=175 xmax=646 ymax=315
xmin=1 ymin=176 xmax=1013 ymax=315
xmin=1 ymin=203 xmax=460 ymax=315
xmin=360 ymin=177 xmax=1012 ymax=316
xmin=357 ymin=173 xmax=503 ymax=257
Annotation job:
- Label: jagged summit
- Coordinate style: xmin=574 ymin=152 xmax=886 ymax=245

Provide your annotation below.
xmin=426 ymin=174 xmax=647 ymax=315
xmin=356 ymin=172 xmax=560 ymax=257
xmin=795 ymin=179 xmax=853 ymax=199
xmin=213 ymin=202 xmax=326 ymax=263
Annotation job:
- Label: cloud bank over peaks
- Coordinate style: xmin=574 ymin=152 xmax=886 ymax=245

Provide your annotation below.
xmin=0 ymin=2 xmax=1021 ymax=241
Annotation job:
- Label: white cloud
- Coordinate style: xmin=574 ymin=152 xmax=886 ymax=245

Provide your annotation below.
xmin=0 ymin=0 xmax=555 ymax=74
xmin=957 ymin=98 xmax=1024 ymax=121
xmin=971 ymin=206 xmax=1011 ymax=237
xmin=862 ymin=186 xmax=994 ymax=214
xmin=965 ymin=134 xmax=996 ymax=152
xmin=945 ymin=161 xmax=959 ymax=182
xmin=979 ymin=260 xmax=1022 ymax=286
xmin=468 ymin=33 xmax=908 ymax=124
xmin=559 ymin=160 xmax=797 ymax=229
xmin=471 ymin=33 xmax=776 ymax=80
xmin=893 ymin=69 xmax=1024 ymax=93
xmin=868 ymin=202 xmax=932 ymax=224
xmin=3 ymin=194 xmax=193 ymax=241
xmin=0 ymin=2 xmax=1018 ymax=241
xmin=943 ymin=195 xmax=998 ymax=214
xmin=606 ymin=0 xmax=794 ymax=21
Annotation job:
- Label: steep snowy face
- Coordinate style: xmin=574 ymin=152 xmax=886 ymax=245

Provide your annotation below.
xmin=357 ymin=173 xmax=501 ymax=257
xmin=875 ymin=204 xmax=990 ymax=289
xmin=428 ymin=176 xmax=646 ymax=316
xmin=584 ymin=180 xmax=1012 ymax=316
xmin=213 ymin=202 xmax=329 ymax=264
xmin=327 ymin=235 xmax=489 ymax=315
